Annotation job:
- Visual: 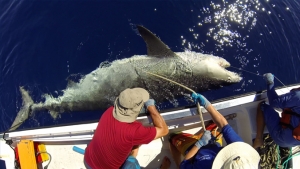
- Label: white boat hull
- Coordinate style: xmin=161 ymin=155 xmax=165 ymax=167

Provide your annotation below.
xmin=1 ymin=84 xmax=300 ymax=169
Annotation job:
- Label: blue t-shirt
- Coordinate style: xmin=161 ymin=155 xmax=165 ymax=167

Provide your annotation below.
xmin=267 ymin=86 xmax=300 ymax=115
xmin=180 ymin=124 xmax=243 ymax=169
xmin=267 ymin=85 xmax=300 ymax=127
xmin=263 ymin=85 xmax=300 ymax=147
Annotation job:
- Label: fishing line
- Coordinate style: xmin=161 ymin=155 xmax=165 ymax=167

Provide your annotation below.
xmin=136 ymin=67 xmax=206 ymax=131
xmin=230 ymin=66 xmax=263 ymax=77
xmin=274 ymin=76 xmax=288 ymax=89
xmin=230 ymin=66 xmax=288 ymax=89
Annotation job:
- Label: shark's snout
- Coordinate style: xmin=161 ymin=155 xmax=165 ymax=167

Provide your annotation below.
xmin=214 ymin=57 xmax=230 ymax=68
xmin=192 ymin=59 xmax=241 ymax=83
xmin=225 ymin=70 xmax=242 ymax=83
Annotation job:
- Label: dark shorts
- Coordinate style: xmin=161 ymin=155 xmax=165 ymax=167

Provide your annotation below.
xmin=84 ymin=159 xmax=92 ymax=169
xmin=120 ymin=156 xmax=141 ymax=169
xmin=84 ymin=156 xmax=140 ymax=169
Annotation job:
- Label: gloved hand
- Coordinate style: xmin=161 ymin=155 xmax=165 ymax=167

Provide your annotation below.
xmin=263 ymin=73 xmax=274 ymax=85
xmin=191 ymin=93 xmax=211 ymax=108
xmin=144 ymin=99 xmax=155 ymax=108
xmin=195 ymin=130 xmax=212 ymax=148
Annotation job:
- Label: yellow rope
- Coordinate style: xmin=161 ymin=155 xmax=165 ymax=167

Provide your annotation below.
xmin=138 ymin=68 xmax=195 ymax=93
xmin=136 ymin=67 xmax=206 ymax=130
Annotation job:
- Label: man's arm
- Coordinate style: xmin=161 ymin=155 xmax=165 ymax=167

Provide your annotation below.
xmin=147 ymin=105 xmax=169 ymax=140
xmin=264 ymin=73 xmax=284 ymax=108
xmin=192 ymin=93 xmax=228 ymax=129
xmin=184 ymin=145 xmax=199 ymax=160
xmin=264 ymin=73 xmax=295 ymax=109
xmin=205 ymin=104 xmax=228 ymax=129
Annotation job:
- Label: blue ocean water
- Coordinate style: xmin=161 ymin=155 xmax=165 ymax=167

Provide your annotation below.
xmin=0 ymin=0 xmax=300 ymax=132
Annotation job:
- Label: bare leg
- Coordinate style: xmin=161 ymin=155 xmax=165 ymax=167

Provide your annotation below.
xmin=253 ymin=102 xmax=265 ymax=149
xmin=160 ymin=156 xmax=171 ymax=169
xmin=169 ymin=142 xmax=181 ymax=169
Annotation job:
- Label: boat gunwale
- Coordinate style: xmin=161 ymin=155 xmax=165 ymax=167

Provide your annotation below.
xmin=2 ymin=83 xmax=300 ymax=141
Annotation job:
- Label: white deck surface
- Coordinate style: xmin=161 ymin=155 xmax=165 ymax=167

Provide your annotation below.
xmin=42 ymin=126 xmax=212 ymax=169
xmin=39 ymin=114 xmax=245 ymax=169
xmin=0 ymin=119 xmax=237 ymax=169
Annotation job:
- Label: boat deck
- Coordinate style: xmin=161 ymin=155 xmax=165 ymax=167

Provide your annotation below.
xmin=38 ymin=117 xmax=239 ymax=169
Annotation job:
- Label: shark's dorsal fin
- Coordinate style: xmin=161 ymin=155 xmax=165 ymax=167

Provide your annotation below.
xmin=137 ymin=25 xmax=177 ymax=57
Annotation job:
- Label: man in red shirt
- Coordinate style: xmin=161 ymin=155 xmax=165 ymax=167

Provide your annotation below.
xmin=84 ymin=88 xmax=169 ymax=169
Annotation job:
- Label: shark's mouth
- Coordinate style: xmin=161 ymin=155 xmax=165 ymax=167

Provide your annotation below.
xmin=173 ymin=51 xmax=241 ymax=84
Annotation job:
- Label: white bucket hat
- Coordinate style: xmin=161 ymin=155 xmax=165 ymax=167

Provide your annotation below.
xmin=212 ymin=142 xmax=260 ymax=169
xmin=113 ymin=88 xmax=149 ymax=123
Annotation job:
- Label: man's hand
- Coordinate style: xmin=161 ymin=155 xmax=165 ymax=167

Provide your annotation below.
xmin=263 ymin=73 xmax=274 ymax=85
xmin=184 ymin=130 xmax=212 ymax=160
xmin=195 ymin=130 xmax=212 ymax=148
xmin=144 ymin=99 xmax=155 ymax=109
xmin=191 ymin=93 xmax=211 ymax=108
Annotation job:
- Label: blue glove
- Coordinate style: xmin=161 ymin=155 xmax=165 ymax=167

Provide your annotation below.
xmin=263 ymin=73 xmax=274 ymax=85
xmin=144 ymin=99 xmax=155 ymax=108
xmin=191 ymin=93 xmax=211 ymax=108
xmin=195 ymin=130 xmax=212 ymax=148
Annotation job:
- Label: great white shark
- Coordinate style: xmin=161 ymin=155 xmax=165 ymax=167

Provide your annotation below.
xmin=9 ymin=25 xmax=242 ymax=131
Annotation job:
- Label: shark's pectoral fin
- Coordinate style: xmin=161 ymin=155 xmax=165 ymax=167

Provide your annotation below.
xmin=137 ymin=25 xmax=178 ymax=57
xmin=50 ymin=110 xmax=60 ymax=119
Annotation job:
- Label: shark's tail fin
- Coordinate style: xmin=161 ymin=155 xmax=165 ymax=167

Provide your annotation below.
xmin=9 ymin=87 xmax=34 ymax=131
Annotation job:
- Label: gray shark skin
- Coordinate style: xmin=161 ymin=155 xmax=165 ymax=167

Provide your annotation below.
xmin=9 ymin=25 xmax=242 ymax=131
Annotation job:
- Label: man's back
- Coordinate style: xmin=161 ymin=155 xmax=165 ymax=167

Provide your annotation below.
xmin=84 ymin=107 xmax=156 ymax=169
xmin=268 ymin=86 xmax=300 ymax=113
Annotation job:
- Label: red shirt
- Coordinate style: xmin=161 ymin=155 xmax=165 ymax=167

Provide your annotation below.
xmin=84 ymin=107 xmax=156 ymax=169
